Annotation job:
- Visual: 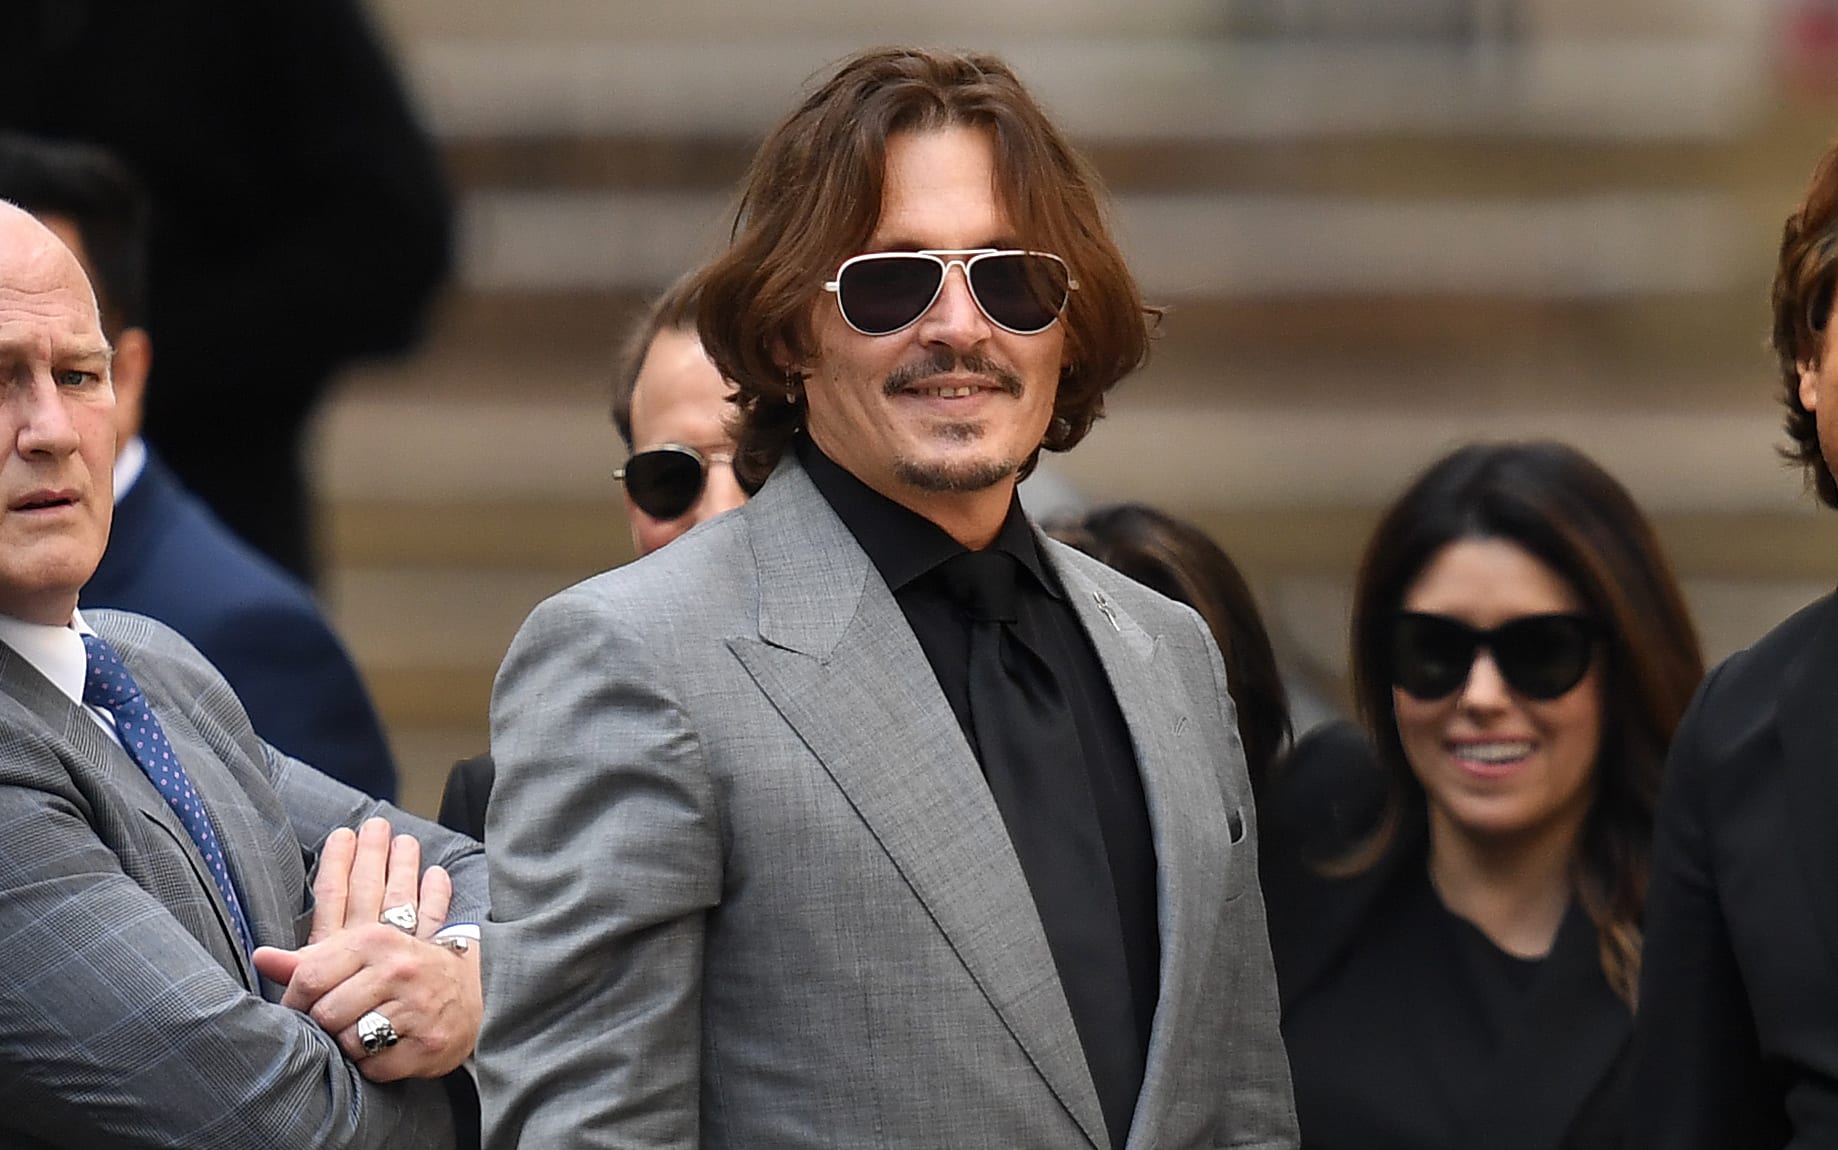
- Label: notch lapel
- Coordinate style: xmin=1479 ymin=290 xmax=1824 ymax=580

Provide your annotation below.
xmin=726 ymin=463 xmax=1108 ymax=1150
xmin=1044 ymin=547 xmax=1232 ymax=1150
xmin=0 ymin=630 xmax=260 ymax=988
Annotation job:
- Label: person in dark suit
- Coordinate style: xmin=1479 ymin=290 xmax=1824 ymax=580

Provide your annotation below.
xmin=1265 ymin=441 xmax=1703 ymax=1150
xmin=0 ymin=200 xmax=484 ymax=1146
xmin=436 ymin=276 xmax=744 ymax=838
xmin=0 ymin=133 xmax=399 ymax=799
xmin=1630 ymin=139 xmax=1838 ymax=1149
xmin=0 ymin=0 xmax=451 ymax=582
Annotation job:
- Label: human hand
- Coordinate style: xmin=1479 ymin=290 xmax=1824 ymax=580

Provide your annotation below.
xmin=253 ymin=818 xmax=479 ymax=1078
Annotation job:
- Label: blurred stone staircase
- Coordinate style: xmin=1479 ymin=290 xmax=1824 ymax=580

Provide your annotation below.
xmin=323 ymin=0 xmax=1838 ymax=814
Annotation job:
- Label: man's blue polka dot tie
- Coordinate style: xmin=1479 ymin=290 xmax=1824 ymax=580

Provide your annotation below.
xmin=81 ymin=633 xmax=254 ymax=957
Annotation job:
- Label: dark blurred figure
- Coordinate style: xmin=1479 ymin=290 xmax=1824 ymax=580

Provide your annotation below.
xmin=1265 ymin=441 xmax=1702 ymax=1150
xmin=1 ymin=1 xmax=452 ymax=582
xmin=436 ymin=277 xmax=743 ymax=839
xmin=1048 ymin=503 xmax=1292 ymax=792
xmin=0 ymin=133 xmax=398 ymax=800
xmin=1632 ymin=138 xmax=1838 ymax=1150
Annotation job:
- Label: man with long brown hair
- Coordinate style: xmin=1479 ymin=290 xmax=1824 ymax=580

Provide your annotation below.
xmin=478 ymin=47 xmax=1296 ymax=1149
xmin=1631 ymin=139 xmax=1838 ymax=1148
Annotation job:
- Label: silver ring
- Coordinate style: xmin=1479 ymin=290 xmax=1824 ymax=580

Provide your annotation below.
xmin=357 ymin=1010 xmax=400 ymax=1056
xmin=379 ymin=903 xmax=419 ymax=934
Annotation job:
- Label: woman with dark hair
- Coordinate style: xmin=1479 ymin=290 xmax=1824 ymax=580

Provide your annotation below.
xmin=1263 ymin=440 xmax=1703 ymax=1150
xmin=1048 ymin=503 xmax=1292 ymax=791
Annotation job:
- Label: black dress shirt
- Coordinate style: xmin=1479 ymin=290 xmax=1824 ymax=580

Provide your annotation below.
xmin=799 ymin=440 xmax=1161 ymax=1106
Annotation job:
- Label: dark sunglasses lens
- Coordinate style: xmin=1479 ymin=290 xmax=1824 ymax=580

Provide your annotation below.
xmin=1491 ymin=616 xmax=1597 ymax=700
xmin=1390 ymin=614 xmax=1477 ymax=700
xmin=969 ymin=253 xmax=1069 ymax=333
xmin=837 ymin=256 xmax=944 ymax=334
xmin=622 ymin=450 xmax=705 ymax=520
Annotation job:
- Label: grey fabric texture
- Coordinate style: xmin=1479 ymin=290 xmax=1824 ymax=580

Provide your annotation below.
xmin=0 ymin=608 xmax=487 ymax=1149
xmin=479 ymin=456 xmax=1298 ymax=1149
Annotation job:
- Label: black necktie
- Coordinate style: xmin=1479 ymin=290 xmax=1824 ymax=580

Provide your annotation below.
xmin=938 ymin=549 xmax=1143 ymax=1149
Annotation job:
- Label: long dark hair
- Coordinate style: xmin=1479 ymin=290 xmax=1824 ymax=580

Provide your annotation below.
xmin=692 ymin=47 xmax=1155 ymax=489
xmin=1049 ymin=504 xmax=1292 ymax=792
xmin=1347 ymin=441 xmax=1703 ymax=1006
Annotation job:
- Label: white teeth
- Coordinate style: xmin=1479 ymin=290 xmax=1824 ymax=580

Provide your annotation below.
xmin=1458 ymin=741 xmax=1534 ymax=764
xmin=917 ymin=386 xmax=976 ymax=398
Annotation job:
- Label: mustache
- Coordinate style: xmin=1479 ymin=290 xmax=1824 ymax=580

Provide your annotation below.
xmin=883 ymin=347 xmax=1024 ymax=399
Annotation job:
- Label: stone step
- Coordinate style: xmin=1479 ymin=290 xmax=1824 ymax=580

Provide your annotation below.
xmin=398 ymin=288 xmax=1777 ymax=390
xmin=452 ymin=185 xmax=1753 ymax=297
xmin=314 ymin=387 xmax=1804 ymax=512
xmin=391 ymin=33 xmax=1767 ymax=142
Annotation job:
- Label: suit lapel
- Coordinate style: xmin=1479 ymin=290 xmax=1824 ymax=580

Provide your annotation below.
xmin=1044 ymin=547 xmax=1230 ymax=1150
xmin=101 ymin=614 xmax=299 ymax=969
xmin=1775 ymin=592 xmax=1838 ymax=973
xmin=726 ymin=462 xmax=1108 ymax=1150
xmin=0 ymin=625 xmax=259 ymax=987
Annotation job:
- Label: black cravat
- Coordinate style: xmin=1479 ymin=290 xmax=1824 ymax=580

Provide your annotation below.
xmin=938 ymin=549 xmax=1142 ymax=1149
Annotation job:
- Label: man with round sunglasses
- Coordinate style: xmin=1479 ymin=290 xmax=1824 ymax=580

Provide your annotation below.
xmin=479 ymin=46 xmax=1297 ymax=1150
xmin=1632 ymin=140 xmax=1838 ymax=1148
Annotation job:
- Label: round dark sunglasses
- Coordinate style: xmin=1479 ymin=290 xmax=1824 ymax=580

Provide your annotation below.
xmin=613 ymin=444 xmax=732 ymax=521
xmin=1388 ymin=612 xmax=1603 ymax=701
xmin=823 ymin=249 xmax=1078 ymax=336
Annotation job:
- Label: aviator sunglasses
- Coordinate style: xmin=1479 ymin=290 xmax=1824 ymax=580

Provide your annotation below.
xmin=1388 ymin=612 xmax=1603 ymax=701
xmin=824 ymin=249 xmax=1078 ymax=336
xmin=614 ymin=444 xmax=733 ymax=521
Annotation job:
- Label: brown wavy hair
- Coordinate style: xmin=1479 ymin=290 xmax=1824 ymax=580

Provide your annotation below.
xmin=1346 ymin=442 xmax=1703 ymax=1007
xmin=1048 ymin=504 xmax=1292 ymax=794
xmin=1773 ymin=138 xmax=1838 ymax=507
xmin=691 ymin=46 xmax=1155 ymax=490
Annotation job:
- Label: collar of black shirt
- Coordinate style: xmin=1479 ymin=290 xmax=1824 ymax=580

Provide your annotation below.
xmin=795 ymin=435 xmax=1063 ymax=601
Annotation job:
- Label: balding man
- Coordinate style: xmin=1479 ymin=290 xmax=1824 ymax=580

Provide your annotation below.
xmin=0 ymin=200 xmax=486 ymax=1148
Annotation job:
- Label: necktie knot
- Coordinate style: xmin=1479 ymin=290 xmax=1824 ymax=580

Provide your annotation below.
xmin=81 ymin=632 xmax=145 ymax=710
xmin=938 ymin=549 xmax=1020 ymax=623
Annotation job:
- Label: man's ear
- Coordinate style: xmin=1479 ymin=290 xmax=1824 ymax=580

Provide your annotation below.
xmin=111 ymin=327 xmax=153 ymax=446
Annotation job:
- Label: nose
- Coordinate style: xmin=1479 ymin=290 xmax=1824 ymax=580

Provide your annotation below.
xmin=1456 ymin=650 xmax=1512 ymax=714
xmin=12 ymin=375 xmax=81 ymax=458
xmin=915 ymin=261 xmax=993 ymax=347
xmin=688 ymin=459 xmax=747 ymax=526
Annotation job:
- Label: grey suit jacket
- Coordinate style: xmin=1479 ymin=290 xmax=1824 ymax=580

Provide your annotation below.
xmin=0 ymin=609 xmax=488 ymax=1149
xmin=480 ymin=456 xmax=1298 ymax=1149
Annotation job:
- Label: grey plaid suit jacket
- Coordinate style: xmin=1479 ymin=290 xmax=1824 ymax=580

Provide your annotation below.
xmin=479 ymin=455 xmax=1298 ymax=1149
xmin=0 ymin=608 xmax=488 ymax=1149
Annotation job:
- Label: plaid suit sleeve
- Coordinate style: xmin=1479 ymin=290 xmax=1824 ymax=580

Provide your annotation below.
xmin=0 ymin=762 xmax=458 ymax=1149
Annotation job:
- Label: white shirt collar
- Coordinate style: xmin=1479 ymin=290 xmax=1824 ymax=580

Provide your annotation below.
xmin=112 ymin=436 xmax=148 ymax=504
xmin=0 ymin=609 xmax=99 ymax=711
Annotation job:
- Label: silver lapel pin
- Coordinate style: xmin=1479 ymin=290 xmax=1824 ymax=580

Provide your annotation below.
xmin=1092 ymin=591 xmax=1121 ymax=632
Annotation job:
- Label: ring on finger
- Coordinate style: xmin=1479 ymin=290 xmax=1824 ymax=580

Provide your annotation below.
xmin=379 ymin=903 xmax=419 ymax=934
xmin=357 ymin=1010 xmax=400 ymax=1056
